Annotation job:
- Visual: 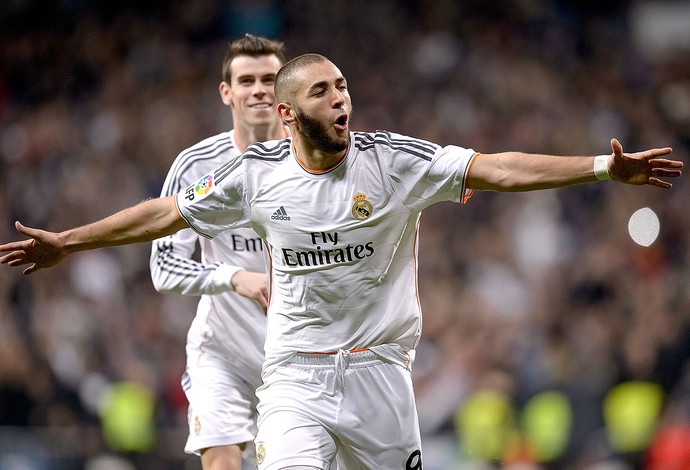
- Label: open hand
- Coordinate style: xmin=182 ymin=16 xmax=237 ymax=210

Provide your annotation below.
xmin=0 ymin=222 xmax=69 ymax=275
xmin=608 ymin=138 xmax=682 ymax=188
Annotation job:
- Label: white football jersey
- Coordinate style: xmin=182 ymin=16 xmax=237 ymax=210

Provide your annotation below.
xmin=177 ymin=130 xmax=477 ymax=376
xmin=151 ymin=130 xmax=271 ymax=380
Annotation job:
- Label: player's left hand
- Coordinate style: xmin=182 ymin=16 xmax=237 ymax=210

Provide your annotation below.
xmin=0 ymin=222 xmax=69 ymax=275
xmin=608 ymin=138 xmax=682 ymax=188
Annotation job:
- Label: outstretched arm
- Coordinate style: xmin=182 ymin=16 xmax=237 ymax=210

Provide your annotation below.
xmin=467 ymin=138 xmax=681 ymax=191
xmin=0 ymin=196 xmax=188 ymax=275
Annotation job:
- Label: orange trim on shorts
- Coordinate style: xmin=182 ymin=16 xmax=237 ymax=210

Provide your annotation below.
xmin=300 ymin=347 xmax=370 ymax=355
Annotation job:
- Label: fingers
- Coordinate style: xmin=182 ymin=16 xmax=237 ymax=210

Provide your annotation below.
xmin=0 ymin=240 xmax=28 ymax=253
xmin=1 ymin=222 xmax=36 ymax=254
xmin=2 ymin=251 xmax=51 ymax=275
xmin=0 ymin=249 xmax=26 ymax=264
xmin=650 ymin=160 xmax=683 ymax=185
xmin=2 ymin=248 xmax=36 ymax=266
xmin=610 ymin=139 xmax=674 ymax=161
xmin=650 ymin=158 xmax=683 ymax=169
xmin=651 ymin=169 xmax=683 ymax=180
xmin=648 ymin=177 xmax=672 ymax=189
xmin=0 ymin=249 xmax=37 ymax=277
xmin=256 ymin=287 xmax=269 ymax=310
xmin=23 ymin=264 xmax=40 ymax=276
xmin=15 ymin=221 xmax=28 ymax=234
xmin=251 ymin=286 xmax=269 ymax=312
xmin=0 ymin=245 xmax=14 ymax=256
xmin=15 ymin=221 xmax=40 ymax=238
xmin=639 ymin=147 xmax=674 ymax=159
xmin=8 ymin=256 xmax=32 ymax=267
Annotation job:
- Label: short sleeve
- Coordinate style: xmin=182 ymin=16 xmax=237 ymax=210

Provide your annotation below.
xmin=176 ymin=164 xmax=252 ymax=239
xmin=375 ymin=131 xmax=477 ymax=211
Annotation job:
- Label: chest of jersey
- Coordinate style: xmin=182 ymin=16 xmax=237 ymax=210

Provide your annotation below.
xmin=249 ymin=158 xmax=411 ymax=277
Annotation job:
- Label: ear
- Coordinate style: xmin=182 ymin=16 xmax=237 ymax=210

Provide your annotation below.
xmin=219 ymin=81 xmax=233 ymax=107
xmin=278 ymin=103 xmax=296 ymax=124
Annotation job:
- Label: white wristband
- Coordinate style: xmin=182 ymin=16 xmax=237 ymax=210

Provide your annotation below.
xmin=593 ymin=154 xmax=611 ymax=181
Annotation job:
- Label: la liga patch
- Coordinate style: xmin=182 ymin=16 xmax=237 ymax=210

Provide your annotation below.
xmin=181 ymin=173 xmax=214 ymax=205
xmin=195 ymin=174 xmax=213 ymax=195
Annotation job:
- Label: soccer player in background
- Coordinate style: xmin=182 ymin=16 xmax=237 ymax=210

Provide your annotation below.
xmin=0 ymin=54 xmax=682 ymax=470
xmin=149 ymin=34 xmax=287 ymax=470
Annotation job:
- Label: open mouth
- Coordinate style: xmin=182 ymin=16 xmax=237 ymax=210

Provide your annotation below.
xmin=250 ymin=103 xmax=272 ymax=110
xmin=334 ymin=114 xmax=348 ymax=130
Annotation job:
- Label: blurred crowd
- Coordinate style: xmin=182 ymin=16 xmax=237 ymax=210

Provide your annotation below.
xmin=1 ymin=1 xmax=689 ymax=469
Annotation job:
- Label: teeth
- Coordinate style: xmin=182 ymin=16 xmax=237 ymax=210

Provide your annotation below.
xmin=251 ymin=104 xmax=271 ymax=109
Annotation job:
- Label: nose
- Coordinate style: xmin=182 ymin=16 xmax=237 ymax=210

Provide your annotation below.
xmin=252 ymin=81 xmax=268 ymax=96
xmin=331 ymin=88 xmax=345 ymax=108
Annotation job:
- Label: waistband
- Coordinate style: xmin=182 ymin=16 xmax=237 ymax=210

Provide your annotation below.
xmin=289 ymin=348 xmax=378 ymax=368
xmin=300 ymin=347 xmax=370 ymax=355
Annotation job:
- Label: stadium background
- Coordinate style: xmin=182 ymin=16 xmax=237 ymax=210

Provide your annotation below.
xmin=1 ymin=1 xmax=689 ymax=469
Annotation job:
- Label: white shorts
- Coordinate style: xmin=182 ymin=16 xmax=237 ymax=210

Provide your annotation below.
xmin=182 ymin=358 xmax=261 ymax=461
xmin=254 ymin=349 xmax=423 ymax=470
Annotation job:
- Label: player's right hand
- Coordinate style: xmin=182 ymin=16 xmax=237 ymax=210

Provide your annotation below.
xmin=0 ymin=221 xmax=69 ymax=275
xmin=608 ymin=138 xmax=680 ymax=188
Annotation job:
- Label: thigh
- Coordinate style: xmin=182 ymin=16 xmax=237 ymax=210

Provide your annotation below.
xmin=200 ymin=444 xmax=243 ymax=470
xmin=184 ymin=363 xmax=259 ymax=456
xmin=335 ymin=360 xmax=423 ymax=470
xmin=255 ymin=367 xmax=337 ymax=470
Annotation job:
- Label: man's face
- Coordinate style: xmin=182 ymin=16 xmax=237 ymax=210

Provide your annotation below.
xmin=222 ymin=54 xmax=283 ymax=127
xmin=291 ymin=60 xmax=352 ymax=153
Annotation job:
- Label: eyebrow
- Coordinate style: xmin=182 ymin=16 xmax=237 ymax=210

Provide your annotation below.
xmin=236 ymin=72 xmax=277 ymax=81
xmin=306 ymin=76 xmax=346 ymax=93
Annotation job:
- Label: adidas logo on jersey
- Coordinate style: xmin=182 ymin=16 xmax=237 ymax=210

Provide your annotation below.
xmin=271 ymin=206 xmax=290 ymax=221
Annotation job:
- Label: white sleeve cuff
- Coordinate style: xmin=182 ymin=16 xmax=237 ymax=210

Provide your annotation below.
xmin=210 ymin=264 xmax=243 ymax=293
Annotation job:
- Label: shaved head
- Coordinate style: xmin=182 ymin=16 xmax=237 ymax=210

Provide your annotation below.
xmin=275 ymin=53 xmax=330 ymax=105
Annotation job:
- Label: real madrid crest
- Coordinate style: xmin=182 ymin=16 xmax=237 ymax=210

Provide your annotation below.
xmin=256 ymin=443 xmax=266 ymax=465
xmin=352 ymin=192 xmax=373 ymax=220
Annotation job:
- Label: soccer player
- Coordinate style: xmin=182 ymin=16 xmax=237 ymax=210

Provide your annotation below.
xmin=0 ymin=54 xmax=683 ymax=470
xmin=149 ymin=34 xmax=287 ymax=470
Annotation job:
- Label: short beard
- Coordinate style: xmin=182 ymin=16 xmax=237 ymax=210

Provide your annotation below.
xmin=294 ymin=106 xmax=350 ymax=154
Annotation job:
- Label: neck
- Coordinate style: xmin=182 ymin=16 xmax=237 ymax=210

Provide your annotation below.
xmin=292 ymin=134 xmax=348 ymax=173
xmin=234 ymin=121 xmax=286 ymax=151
